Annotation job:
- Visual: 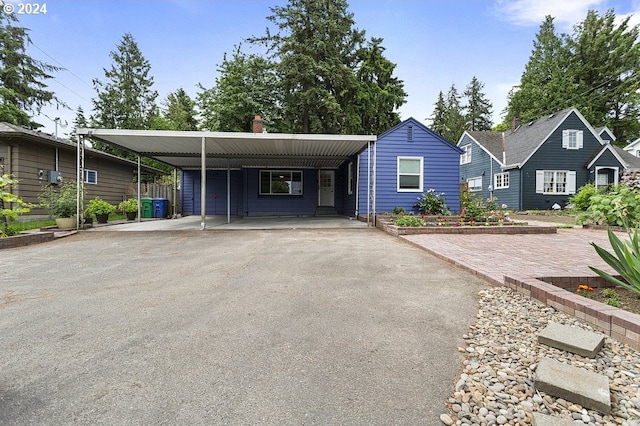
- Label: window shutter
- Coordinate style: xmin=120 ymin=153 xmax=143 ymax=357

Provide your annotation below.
xmin=536 ymin=170 xmax=544 ymax=193
xmin=562 ymin=130 xmax=569 ymax=148
xmin=577 ymin=131 xmax=583 ymax=149
xmin=567 ymin=171 xmax=576 ymax=194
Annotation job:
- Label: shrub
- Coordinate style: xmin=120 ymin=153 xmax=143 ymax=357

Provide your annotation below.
xmin=393 ymin=215 xmax=425 ymax=227
xmin=570 ymin=183 xmax=598 ymax=211
xmin=577 ymin=184 xmax=640 ymax=226
xmin=414 ymin=189 xmax=449 ymax=215
xmin=392 ymin=206 xmax=405 ymax=215
xmin=85 ymin=197 xmax=115 ymax=217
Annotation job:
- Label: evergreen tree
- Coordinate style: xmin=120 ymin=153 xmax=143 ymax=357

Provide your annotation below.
xmin=443 ymin=84 xmax=465 ymax=143
xmin=163 ymin=88 xmax=198 ymax=131
xmin=197 ymin=46 xmax=281 ymax=132
xmin=429 ymin=91 xmax=447 ymax=136
xmin=464 ymin=76 xmax=493 ymax=131
xmin=69 ymin=105 xmax=87 ymax=142
xmin=0 ymin=11 xmax=64 ymax=128
xmin=91 ymin=33 xmax=158 ymax=139
xmin=506 ymin=16 xmax=572 ymax=124
xmin=347 ymin=37 xmax=406 ymax=135
xmin=567 ymin=10 xmax=640 ymax=143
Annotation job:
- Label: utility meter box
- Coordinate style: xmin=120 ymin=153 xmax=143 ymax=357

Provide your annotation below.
xmin=48 ymin=170 xmax=62 ymax=184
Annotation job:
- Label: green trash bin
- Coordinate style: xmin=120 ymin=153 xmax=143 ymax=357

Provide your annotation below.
xmin=141 ymin=198 xmax=153 ymax=218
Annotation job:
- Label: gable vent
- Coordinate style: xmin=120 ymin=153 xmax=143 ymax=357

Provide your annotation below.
xmin=407 ymin=125 xmax=413 ymax=142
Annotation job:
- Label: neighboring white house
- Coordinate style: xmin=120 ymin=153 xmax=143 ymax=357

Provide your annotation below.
xmin=623 ymin=137 xmax=640 ymax=157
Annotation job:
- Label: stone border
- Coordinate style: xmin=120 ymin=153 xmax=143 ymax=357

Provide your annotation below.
xmin=0 ymin=231 xmax=54 ymax=250
xmin=504 ymin=274 xmax=640 ymax=351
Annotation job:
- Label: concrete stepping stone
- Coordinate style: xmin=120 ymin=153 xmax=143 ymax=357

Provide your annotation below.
xmin=531 ymin=412 xmax=577 ymax=426
xmin=538 ymin=322 xmax=605 ymax=358
xmin=535 ymin=357 xmax=610 ymax=413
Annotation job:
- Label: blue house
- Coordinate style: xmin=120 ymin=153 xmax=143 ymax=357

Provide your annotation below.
xmin=358 ymin=117 xmax=463 ymax=214
xmin=78 ymin=116 xmax=464 ymax=223
xmin=457 ymin=107 xmax=638 ymax=210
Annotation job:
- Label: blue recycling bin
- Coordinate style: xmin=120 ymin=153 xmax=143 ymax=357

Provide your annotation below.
xmin=152 ymin=198 xmax=169 ymax=218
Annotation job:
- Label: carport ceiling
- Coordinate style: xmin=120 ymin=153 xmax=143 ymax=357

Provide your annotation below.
xmin=76 ymin=128 xmax=376 ymax=169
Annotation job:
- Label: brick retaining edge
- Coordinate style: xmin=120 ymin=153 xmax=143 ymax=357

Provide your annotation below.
xmin=504 ymin=275 xmax=640 ymax=351
xmin=0 ymin=231 xmax=55 ymax=250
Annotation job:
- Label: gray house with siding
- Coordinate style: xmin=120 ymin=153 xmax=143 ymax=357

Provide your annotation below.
xmin=457 ymin=108 xmax=633 ymax=210
xmin=0 ymin=122 xmax=163 ymax=218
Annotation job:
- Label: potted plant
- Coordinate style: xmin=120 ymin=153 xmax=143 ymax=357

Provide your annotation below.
xmin=39 ymin=182 xmax=79 ymax=230
xmin=118 ymin=198 xmax=138 ymax=220
xmin=85 ymin=196 xmax=115 ymax=224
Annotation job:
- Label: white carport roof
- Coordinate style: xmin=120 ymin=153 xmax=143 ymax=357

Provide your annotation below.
xmin=76 ymin=128 xmax=376 ymax=169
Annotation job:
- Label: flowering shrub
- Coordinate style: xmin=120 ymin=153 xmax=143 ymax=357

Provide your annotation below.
xmin=414 ymin=189 xmax=449 ymax=215
xmin=459 ymin=192 xmax=507 ymax=223
xmin=393 ymin=214 xmax=425 ymax=227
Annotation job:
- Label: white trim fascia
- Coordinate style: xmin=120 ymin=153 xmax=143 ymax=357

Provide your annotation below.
xmin=586 ymin=144 xmax=628 ymax=170
xmin=624 ymin=138 xmax=640 ymax=152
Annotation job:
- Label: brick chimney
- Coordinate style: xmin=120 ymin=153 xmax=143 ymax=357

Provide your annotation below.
xmin=511 ymin=117 xmax=521 ymax=133
xmin=252 ymin=115 xmax=263 ymax=133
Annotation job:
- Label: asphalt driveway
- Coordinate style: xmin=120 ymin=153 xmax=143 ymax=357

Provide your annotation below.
xmin=0 ymin=228 xmax=486 ymax=425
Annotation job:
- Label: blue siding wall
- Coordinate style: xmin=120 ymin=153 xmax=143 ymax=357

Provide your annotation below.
xmin=339 ymin=157 xmax=358 ymax=216
xmin=181 ymin=170 xmax=243 ymax=215
xmin=244 ymin=169 xmax=318 ymax=216
xmin=494 ymin=169 xmax=521 ymax=210
xmin=521 ymin=112 xmax=608 ymax=209
xmin=358 ymin=118 xmax=462 ymax=214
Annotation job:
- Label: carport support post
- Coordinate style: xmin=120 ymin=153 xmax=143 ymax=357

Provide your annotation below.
xmin=227 ymin=158 xmax=231 ymax=224
xmin=137 ymin=156 xmax=141 ymax=222
xmin=373 ymin=140 xmax=377 ymax=226
xmin=200 ymin=136 xmax=206 ymax=230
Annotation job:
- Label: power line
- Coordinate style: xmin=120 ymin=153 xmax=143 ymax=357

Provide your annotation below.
xmin=31 ymin=42 xmax=93 ymax=89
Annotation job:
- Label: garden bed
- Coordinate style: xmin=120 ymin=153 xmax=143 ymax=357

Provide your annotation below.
xmin=0 ymin=231 xmax=54 ymax=250
xmin=374 ymin=215 xmax=557 ymax=236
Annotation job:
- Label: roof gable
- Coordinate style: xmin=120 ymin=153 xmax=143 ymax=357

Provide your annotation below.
xmin=596 ymin=126 xmax=616 ymax=142
xmin=459 ymin=131 xmax=504 ymax=165
xmin=378 ymin=117 xmax=462 ymax=153
xmin=587 ymin=144 xmax=627 ymax=169
xmin=624 ymin=138 xmax=640 ymax=152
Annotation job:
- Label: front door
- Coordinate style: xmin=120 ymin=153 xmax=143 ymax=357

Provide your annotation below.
xmin=318 ymin=170 xmax=335 ymax=207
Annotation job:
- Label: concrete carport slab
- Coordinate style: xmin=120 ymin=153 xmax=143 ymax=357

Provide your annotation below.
xmin=0 ymin=227 xmax=487 ymax=424
xmin=88 ymin=215 xmax=370 ymax=231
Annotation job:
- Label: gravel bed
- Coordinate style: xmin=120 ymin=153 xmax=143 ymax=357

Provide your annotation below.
xmin=440 ymin=287 xmax=640 ymax=426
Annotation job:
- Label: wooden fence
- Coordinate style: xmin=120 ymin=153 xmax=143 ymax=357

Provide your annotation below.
xmin=125 ymin=183 xmax=181 ymax=215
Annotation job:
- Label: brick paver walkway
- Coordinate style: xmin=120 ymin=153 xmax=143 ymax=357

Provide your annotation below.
xmin=402 ymin=228 xmax=623 ymax=286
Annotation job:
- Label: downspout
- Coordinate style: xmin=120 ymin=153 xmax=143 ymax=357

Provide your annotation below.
xmin=200 ymin=136 xmax=206 ymax=230
xmin=76 ymin=135 xmax=82 ymax=230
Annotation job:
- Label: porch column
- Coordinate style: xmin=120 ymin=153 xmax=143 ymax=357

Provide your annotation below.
xmin=201 ymin=136 xmax=206 ymax=230
xmin=227 ymin=158 xmax=231 ymax=224
xmin=137 ymin=156 xmax=141 ymax=222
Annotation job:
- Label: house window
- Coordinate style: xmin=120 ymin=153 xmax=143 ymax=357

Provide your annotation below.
xmin=562 ymin=130 xmax=583 ymax=150
xmin=397 ymin=157 xmax=423 ymax=192
xmin=84 ymin=169 xmax=97 ymax=184
xmin=347 ymin=161 xmax=354 ymax=195
xmin=536 ymin=170 xmax=576 ymax=195
xmin=467 ymin=176 xmax=482 ymax=192
xmin=460 ymin=144 xmax=471 ymax=164
xmin=494 ymin=172 xmax=509 ymax=189
xmin=636 ymin=150 xmax=640 ymax=158
xmin=259 ymin=170 xmax=303 ymax=195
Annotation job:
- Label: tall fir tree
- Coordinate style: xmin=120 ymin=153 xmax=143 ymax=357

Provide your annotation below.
xmin=464 ymin=76 xmax=493 ymax=131
xmin=91 ymin=33 xmax=158 ymax=139
xmin=69 ymin=105 xmax=87 ymax=142
xmin=163 ymin=88 xmax=198 ymax=131
xmin=443 ymin=84 xmax=466 ymax=143
xmin=0 ymin=11 xmax=64 ymax=128
xmin=429 ymin=91 xmax=447 ymax=137
xmin=347 ymin=37 xmax=406 ymax=135
xmin=506 ymin=16 xmax=572 ymax=124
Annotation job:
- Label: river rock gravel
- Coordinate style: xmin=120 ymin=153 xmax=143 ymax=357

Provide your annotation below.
xmin=441 ymin=287 xmax=640 ymax=426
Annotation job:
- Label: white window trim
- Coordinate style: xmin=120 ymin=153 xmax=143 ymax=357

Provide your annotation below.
xmin=84 ymin=169 xmax=98 ymax=185
xmin=494 ymin=172 xmax=509 ymax=189
xmin=467 ymin=176 xmax=482 ymax=192
xmin=594 ymin=166 xmax=619 ymax=189
xmin=259 ymin=170 xmax=303 ymax=195
xmin=535 ymin=170 xmax=576 ymax=195
xmin=562 ymin=129 xmax=583 ymax=150
xmin=397 ymin=156 xmax=423 ymax=192
xmin=460 ymin=144 xmax=471 ymax=164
